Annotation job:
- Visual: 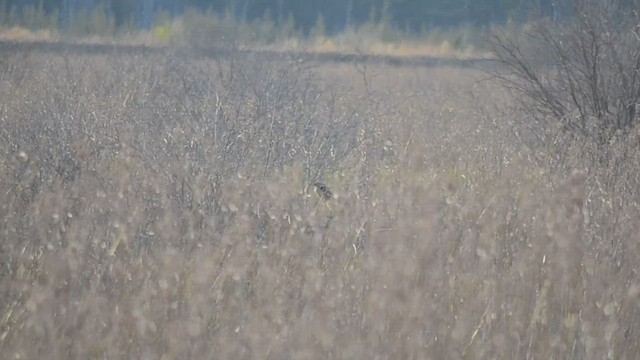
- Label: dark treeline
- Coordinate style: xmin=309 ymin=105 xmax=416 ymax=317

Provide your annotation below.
xmin=4 ymin=0 xmax=640 ymax=33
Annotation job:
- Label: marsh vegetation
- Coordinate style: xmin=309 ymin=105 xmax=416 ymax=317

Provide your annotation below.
xmin=1 ymin=31 xmax=640 ymax=358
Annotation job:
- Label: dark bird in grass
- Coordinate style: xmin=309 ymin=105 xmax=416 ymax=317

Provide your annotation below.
xmin=313 ymin=182 xmax=333 ymax=201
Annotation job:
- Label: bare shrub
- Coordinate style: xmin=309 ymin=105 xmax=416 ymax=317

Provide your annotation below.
xmin=491 ymin=0 xmax=640 ymax=151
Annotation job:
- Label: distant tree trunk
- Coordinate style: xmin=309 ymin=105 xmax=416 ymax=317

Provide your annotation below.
xmin=276 ymin=0 xmax=283 ymax=25
xmin=345 ymin=0 xmax=353 ymax=30
xmin=244 ymin=0 xmax=250 ymax=22
xmin=111 ymin=0 xmax=135 ymax=27
xmin=539 ymin=0 xmax=557 ymax=19
xmin=60 ymin=0 xmax=100 ymax=27
xmin=141 ymin=0 xmax=153 ymax=29
xmin=61 ymin=0 xmax=69 ymax=27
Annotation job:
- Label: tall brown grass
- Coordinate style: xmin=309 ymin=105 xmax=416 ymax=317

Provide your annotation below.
xmin=1 ymin=45 xmax=639 ymax=359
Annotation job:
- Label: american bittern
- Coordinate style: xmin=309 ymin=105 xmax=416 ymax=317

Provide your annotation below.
xmin=313 ymin=182 xmax=333 ymax=201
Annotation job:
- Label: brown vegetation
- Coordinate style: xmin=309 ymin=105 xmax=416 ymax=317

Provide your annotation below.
xmin=1 ymin=43 xmax=639 ymax=359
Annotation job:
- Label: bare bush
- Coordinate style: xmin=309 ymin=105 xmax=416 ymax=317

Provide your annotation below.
xmin=491 ymin=0 xmax=640 ymax=150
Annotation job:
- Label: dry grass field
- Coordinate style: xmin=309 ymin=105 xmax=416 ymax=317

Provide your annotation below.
xmin=1 ymin=44 xmax=639 ymax=359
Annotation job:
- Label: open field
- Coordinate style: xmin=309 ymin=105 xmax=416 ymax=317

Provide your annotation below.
xmin=1 ymin=45 xmax=639 ymax=359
